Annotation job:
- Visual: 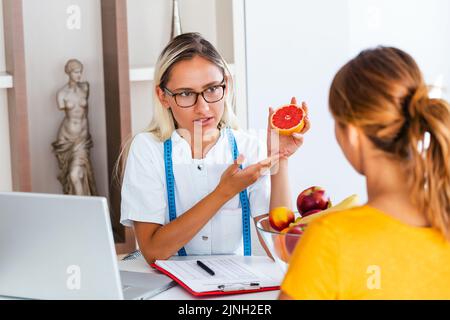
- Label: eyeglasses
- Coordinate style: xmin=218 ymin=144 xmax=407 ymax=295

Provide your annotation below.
xmin=162 ymin=81 xmax=226 ymax=108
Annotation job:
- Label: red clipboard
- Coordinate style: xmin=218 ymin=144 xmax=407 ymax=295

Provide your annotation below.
xmin=151 ymin=263 xmax=280 ymax=297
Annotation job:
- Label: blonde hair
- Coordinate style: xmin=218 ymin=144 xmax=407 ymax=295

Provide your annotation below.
xmin=148 ymin=32 xmax=238 ymax=141
xmin=329 ymin=46 xmax=450 ymax=240
xmin=114 ymin=33 xmax=239 ymax=185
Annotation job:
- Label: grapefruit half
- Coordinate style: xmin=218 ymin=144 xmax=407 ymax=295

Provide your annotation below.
xmin=270 ymin=104 xmax=305 ymax=136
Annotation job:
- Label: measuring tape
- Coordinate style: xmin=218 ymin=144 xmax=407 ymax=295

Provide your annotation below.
xmin=164 ymin=139 xmax=187 ymax=257
xmin=164 ymin=128 xmax=252 ymax=256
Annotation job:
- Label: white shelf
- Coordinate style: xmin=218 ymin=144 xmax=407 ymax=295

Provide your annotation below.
xmin=129 ymin=66 xmax=155 ymax=82
xmin=130 ymin=63 xmax=235 ymax=83
xmin=0 ymin=72 xmax=13 ymax=89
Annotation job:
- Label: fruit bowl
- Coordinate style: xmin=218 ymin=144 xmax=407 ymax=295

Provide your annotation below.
xmin=256 ymin=215 xmax=306 ymax=273
xmin=257 ymin=194 xmax=360 ymax=273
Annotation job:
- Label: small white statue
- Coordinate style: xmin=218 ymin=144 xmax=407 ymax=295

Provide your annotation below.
xmin=52 ymin=59 xmax=97 ymax=196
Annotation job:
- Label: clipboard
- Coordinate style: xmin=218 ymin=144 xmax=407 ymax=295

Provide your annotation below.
xmin=151 ymin=256 xmax=283 ymax=296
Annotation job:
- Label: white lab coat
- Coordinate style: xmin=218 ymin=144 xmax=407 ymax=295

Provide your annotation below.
xmin=120 ymin=128 xmax=270 ymax=255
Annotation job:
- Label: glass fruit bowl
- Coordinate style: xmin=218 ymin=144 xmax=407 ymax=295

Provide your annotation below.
xmin=256 ymin=216 xmax=306 ymax=273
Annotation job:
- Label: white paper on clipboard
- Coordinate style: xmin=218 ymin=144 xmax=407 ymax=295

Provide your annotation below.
xmin=154 ymin=255 xmax=283 ymax=293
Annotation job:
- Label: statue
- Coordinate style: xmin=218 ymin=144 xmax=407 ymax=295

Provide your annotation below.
xmin=52 ymin=59 xmax=97 ymax=196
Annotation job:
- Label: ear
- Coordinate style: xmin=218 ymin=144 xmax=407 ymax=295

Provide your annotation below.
xmin=156 ymin=86 xmax=170 ymax=109
xmin=346 ymin=124 xmax=360 ymax=148
xmin=347 ymin=124 xmax=367 ymax=175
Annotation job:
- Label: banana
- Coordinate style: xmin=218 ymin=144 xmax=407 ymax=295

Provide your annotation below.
xmin=296 ymin=194 xmax=360 ymax=225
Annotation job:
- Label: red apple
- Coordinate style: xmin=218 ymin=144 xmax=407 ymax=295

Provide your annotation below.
xmin=297 ymin=186 xmax=331 ymax=216
xmin=269 ymin=207 xmax=295 ymax=231
xmin=284 ymin=224 xmax=306 ymax=254
xmin=300 ymin=209 xmax=323 ymax=218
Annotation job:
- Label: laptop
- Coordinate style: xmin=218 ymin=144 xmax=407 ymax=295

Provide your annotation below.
xmin=0 ymin=192 xmax=175 ymax=300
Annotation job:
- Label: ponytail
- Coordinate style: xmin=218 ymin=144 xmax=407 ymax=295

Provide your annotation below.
xmin=407 ymin=91 xmax=450 ymax=240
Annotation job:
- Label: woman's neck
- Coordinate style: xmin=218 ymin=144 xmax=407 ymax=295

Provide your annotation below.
xmin=365 ymin=154 xmax=430 ymax=227
xmin=177 ymin=128 xmax=221 ymax=159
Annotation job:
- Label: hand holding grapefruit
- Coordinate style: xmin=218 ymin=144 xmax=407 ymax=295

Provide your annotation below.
xmin=270 ymin=102 xmax=306 ymax=136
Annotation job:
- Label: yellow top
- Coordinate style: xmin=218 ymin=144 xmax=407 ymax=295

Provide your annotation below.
xmin=281 ymin=205 xmax=450 ymax=300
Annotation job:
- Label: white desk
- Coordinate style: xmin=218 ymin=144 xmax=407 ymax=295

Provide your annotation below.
xmin=0 ymin=255 xmax=282 ymax=300
xmin=118 ymin=255 xmax=282 ymax=300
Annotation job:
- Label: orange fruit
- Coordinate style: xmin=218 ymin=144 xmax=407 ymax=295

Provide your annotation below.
xmin=270 ymin=104 xmax=305 ymax=136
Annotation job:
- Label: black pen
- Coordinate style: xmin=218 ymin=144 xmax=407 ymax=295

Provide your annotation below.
xmin=196 ymin=260 xmax=215 ymax=276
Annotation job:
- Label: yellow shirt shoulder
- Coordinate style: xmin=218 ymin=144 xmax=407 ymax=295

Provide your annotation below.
xmin=281 ymin=205 xmax=450 ymax=299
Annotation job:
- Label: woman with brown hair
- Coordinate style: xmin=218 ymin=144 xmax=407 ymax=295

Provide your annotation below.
xmin=279 ymin=47 xmax=450 ymax=299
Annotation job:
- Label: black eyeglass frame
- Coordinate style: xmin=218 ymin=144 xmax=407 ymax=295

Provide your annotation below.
xmin=162 ymin=81 xmax=227 ymax=108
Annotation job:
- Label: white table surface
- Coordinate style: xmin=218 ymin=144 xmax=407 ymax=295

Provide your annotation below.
xmin=150 ymin=284 xmax=279 ymax=300
xmin=0 ymin=254 xmax=283 ymax=300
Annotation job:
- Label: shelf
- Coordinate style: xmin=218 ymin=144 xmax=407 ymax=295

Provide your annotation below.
xmin=129 ymin=63 xmax=235 ymax=82
xmin=129 ymin=66 xmax=154 ymax=82
xmin=0 ymin=72 xmax=13 ymax=89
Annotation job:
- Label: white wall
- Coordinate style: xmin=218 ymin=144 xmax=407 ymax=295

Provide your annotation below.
xmin=347 ymin=0 xmax=450 ymax=97
xmin=22 ymin=0 xmax=108 ymax=196
xmin=245 ymin=0 xmax=450 ymax=207
xmin=0 ymin=2 xmax=12 ymax=192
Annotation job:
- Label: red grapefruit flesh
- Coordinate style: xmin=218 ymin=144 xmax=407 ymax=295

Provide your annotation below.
xmin=270 ymin=104 xmax=305 ymax=136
